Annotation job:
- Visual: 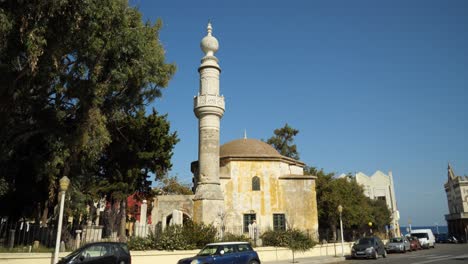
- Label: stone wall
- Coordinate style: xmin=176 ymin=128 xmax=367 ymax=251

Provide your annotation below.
xmin=0 ymin=243 xmax=352 ymax=264
xmin=151 ymin=195 xmax=194 ymax=229
xmin=221 ymin=160 xmax=318 ymax=237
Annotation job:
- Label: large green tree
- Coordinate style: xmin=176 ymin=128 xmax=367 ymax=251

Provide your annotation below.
xmin=313 ymin=169 xmax=392 ymax=241
xmin=266 ymin=123 xmax=300 ymax=160
xmin=0 ymin=0 xmax=176 ymax=228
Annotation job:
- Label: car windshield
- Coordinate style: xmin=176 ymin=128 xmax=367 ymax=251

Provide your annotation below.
xmin=197 ymin=245 xmax=218 ymax=256
xmin=356 ymin=238 xmax=373 ymax=245
xmin=390 ymin=237 xmax=403 ymax=243
xmin=412 ymin=233 xmax=429 ymax=239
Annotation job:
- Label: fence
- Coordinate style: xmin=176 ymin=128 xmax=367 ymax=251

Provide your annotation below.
xmin=0 ymin=219 xmax=122 ymax=251
xmin=0 ymin=220 xmax=58 ymax=250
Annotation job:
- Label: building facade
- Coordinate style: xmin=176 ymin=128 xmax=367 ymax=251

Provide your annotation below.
xmin=354 ymin=171 xmax=401 ymax=237
xmin=444 ymin=164 xmax=468 ymax=242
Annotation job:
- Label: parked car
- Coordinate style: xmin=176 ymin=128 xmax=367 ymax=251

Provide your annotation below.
xmin=411 ymin=229 xmax=436 ymax=249
xmin=385 ymin=236 xmax=411 ymax=253
xmin=436 ymin=233 xmax=450 ymax=243
xmin=351 ymin=236 xmax=387 ymax=259
xmin=436 ymin=233 xmax=459 ymax=243
xmin=177 ymin=242 xmax=261 ymax=264
xmin=57 ymin=242 xmax=131 ymax=264
xmin=408 ymin=236 xmax=422 ymax=250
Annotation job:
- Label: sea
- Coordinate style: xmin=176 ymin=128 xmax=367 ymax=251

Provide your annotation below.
xmin=400 ymin=225 xmax=448 ymax=235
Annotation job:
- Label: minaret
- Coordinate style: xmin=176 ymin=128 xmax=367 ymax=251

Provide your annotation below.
xmin=193 ymin=22 xmax=225 ymax=224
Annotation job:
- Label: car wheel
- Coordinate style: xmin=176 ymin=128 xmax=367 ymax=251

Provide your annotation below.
xmin=383 ymin=250 xmax=387 ymax=258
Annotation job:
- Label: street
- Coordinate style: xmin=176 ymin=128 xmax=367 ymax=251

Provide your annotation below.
xmin=339 ymin=243 xmax=468 ymax=264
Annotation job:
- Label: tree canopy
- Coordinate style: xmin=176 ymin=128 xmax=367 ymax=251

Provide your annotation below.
xmin=266 ymin=123 xmax=300 ymax=160
xmin=312 ymin=169 xmax=392 ymax=240
xmin=0 ymin=0 xmax=177 ymax=230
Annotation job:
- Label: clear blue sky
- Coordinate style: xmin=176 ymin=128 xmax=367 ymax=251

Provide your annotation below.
xmin=133 ymin=0 xmax=468 ymax=227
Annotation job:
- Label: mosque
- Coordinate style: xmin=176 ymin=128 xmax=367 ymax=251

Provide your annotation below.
xmin=151 ymin=23 xmax=319 ymax=238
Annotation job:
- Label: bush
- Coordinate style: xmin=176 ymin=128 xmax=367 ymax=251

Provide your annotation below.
xmin=181 ymin=220 xmax=217 ymax=249
xmin=219 ymin=232 xmax=250 ymax=243
xmin=131 ymin=221 xmax=217 ymax=251
xmin=261 ymin=230 xmax=290 ymax=247
xmin=128 ymin=237 xmax=153 ymax=251
xmin=262 ymin=229 xmax=316 ymax=250
xmin=155 ymin=225 xmax=188 ymax=250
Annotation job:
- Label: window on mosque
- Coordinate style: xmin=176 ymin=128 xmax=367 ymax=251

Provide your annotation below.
xmin=377 ymin=196 xmax=386 ymax=202
xmin=252 ymin=176 xmax=260 ymax=191
xmin=243 ymin=214 xmax=256 ymax=233
xmin=273 ymin=214 xmax=286 ymax=231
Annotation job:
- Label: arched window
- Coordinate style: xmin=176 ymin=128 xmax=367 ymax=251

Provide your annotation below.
xmin=252 ymin=176 xmax=260 ymax=191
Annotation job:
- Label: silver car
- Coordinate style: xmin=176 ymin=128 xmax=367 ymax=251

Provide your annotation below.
xmin=385 ymin=236 xmax=411 ymax=253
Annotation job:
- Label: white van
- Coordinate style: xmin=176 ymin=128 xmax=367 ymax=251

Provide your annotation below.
xmin=410 ymin=229 xmax=436 ymax=249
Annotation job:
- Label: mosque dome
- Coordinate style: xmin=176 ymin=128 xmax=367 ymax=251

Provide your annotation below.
xmin=220 ymin=139 xmax=282 ymax=159
xmin=200 ymin=23 xmax=219 ymax=55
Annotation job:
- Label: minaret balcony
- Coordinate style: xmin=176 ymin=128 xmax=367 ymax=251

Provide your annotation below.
xmin=194 ymin=94 xmax=225 ymax=117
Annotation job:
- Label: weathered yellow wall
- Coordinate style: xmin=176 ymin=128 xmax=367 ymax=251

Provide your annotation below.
xmin=220 ymin=160 xmax=318 ymax=237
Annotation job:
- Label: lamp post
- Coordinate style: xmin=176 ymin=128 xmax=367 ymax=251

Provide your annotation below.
xmin=338 ymin=205 xmax=344 ymax=257
xmin=368 ymin=222 xmax=373 ymax=234
xmin=54 ymin=176 xmax=70 ymax=264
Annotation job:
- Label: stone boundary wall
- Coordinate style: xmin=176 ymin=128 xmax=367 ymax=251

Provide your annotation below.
xmin=0 ymin=242 xmax=353 ymax=264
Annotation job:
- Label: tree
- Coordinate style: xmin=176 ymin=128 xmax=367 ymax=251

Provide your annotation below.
xmin=154 ymin=176 xmax=193 ymax=195
xmin=286 ymin=229 xmax=315 ymax=263
xmin=266 ymin=123 xmax=300 ymax=160
xmin=97 ymin=109 xmax=178 ymax=240
xmin=0 ymin=0 xmax=176 ymax=229
xmin=313 ymin=169 xmax=390 ymax=241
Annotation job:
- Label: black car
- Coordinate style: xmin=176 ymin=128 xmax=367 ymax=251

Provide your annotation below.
xmin=57 ymin=242 xmax=131 ymax=264
xmin=177 ymin=241 xmax=261 ymax=264
xmin=435 ymin=233 xmax=458 ymax=243
xmin=351 ymin=236 xmax=387 ymax=259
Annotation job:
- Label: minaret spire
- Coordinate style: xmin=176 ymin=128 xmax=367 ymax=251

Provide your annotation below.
xmin=448 ymin=162 xmax=456 ymax=180
xmin=193 ymin=22 xmax=225 ymax=225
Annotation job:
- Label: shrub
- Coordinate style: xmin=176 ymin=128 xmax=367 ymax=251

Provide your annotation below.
xmin=128 ymin=237 xmax=153 ymax=251
xmin=155 ymin=225 xmax=188 ymax=250
xmin=261 ymin=230 xmax=290 ymax=247
xmin=181 ymin=220 xmax=217 ymax=249
xmin=219 ymin=232 xmax=250 ymax=243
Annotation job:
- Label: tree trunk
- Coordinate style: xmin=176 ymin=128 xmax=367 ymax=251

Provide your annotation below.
xmin=119 ymin=199 xmax=127 ymax=242
xmin=40 ymin=201 xmax=49 ymax=227
xmin=331 ymin=223 xmax=337 ymax=242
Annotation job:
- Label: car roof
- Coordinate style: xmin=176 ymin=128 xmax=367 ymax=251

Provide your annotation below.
xmin=206 ymin=242 xmax=250 ymax=246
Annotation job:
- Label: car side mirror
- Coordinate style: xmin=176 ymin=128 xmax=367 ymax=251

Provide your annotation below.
xmin=219 ymin=250 xmax=225 ymax=255
xmin=79 ymin=255 xmax=85 ymax=261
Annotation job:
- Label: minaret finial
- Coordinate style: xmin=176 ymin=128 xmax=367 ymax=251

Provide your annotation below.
xmin=244 ymin=129 xmax=247 ymax=140
xmin=207 ymin=20 xmax=213 ymax=36
xmin=200 ymin=20 xmax=218 ymax=56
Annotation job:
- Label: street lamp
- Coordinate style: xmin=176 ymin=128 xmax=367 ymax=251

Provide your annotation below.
xmin=368 ymin=222 xmax=373 ymax=234
xmin=338 ymin=205 xmax=344 ymax=257
xmin=54 ymin=176 xmax=70 ymax=264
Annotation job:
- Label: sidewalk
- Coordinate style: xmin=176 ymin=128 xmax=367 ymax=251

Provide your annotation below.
xmin=264 ymin=255 xmax=346 ymax=264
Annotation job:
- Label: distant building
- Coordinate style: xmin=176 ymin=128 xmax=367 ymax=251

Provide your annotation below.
xmin=444 ymin=164 xmax=468 ymax=242
xmin=349 ymin=171 xmax=401 ymax=237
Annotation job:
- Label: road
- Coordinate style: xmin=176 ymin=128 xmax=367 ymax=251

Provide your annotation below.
xmin=340 ymin=243 xmax=468 ymax=264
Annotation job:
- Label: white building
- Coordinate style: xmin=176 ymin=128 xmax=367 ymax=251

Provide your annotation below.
xmin=350 ymin=171 xmax=401 ymax=236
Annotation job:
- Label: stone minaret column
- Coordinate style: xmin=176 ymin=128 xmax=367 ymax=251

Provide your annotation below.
xmin=193 ymin=23 xmax=225 ymax=224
